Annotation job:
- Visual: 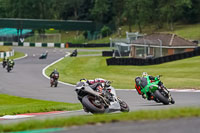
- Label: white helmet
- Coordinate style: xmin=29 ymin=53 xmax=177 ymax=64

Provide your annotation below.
xmin=142 ymin=72 xmax=148 ymax=77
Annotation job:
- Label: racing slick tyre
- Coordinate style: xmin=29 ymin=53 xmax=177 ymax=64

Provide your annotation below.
xmin=154 ymin=90 xmax=169 ymax=105
xmin=171 ymin=97 xmax=175 ymax=104
xmin=118 ymin=98 xmax=129 ymax=112
xmin=54 ymin=83 xmax=58 ymax=87
xmin=82 ymin=95 xmax=105 ymax=114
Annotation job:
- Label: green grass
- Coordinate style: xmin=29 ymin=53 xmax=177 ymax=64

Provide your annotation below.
xmin=77 ymin=51 xmax=102 ymax=55
xmin=25 ymin=23 xmax=200 ymax=44
xmin=67 ymin=47 xmax=111 ymax=50
xmin=1 ymin=107 xmax=200 ymax=132
xmin=0 ymin=46 xmax=12 ymax=52
xmin=0 ymin=51 xmax=25 ymax=62
xmin=0 ymin=94 xmax=81 ymax=116
xmin=46 ymin=56 xmax=200 ymax=89
xmin=169 ymin=23 xmax=200 ymax=40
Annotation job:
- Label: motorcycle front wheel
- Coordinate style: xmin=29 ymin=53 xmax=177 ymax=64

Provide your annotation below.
xmin=118 ymin=98 xmax=129 ymax=112
xmin=154 ymin=90 xmax=169 ymax=105
xmin=82 ymin=95 xmax=105 ymax=114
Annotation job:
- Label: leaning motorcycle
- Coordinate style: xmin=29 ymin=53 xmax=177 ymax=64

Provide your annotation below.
xmin=75 ymin=81 xmax=129 ymax=114
xmin=136 ymin=76 xmax=175 ymax=105
xmin=50 ymin=74 xmax=59 ymax=87
xmin=2 ymin=61 xmax=7 ymax=68
xmin=7 ymin=64 xmax=13 ymax=72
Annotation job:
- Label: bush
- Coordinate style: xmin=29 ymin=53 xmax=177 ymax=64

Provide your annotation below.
xmin=101 ymin=26 xmax=112 ymax=37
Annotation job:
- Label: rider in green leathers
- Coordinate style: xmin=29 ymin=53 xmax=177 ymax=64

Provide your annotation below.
xmin=8 ymin=59 xmax=15 ymax=67
xmin=135 ymin=72 xmax=162 ymax=100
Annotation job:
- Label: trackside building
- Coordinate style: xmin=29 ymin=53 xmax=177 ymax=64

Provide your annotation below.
xmin=130 ymin=33 xmax=198 ymax=58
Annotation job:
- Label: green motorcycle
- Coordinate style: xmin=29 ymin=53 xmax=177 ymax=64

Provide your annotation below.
xmin=135 ymin=75 xmax=175 ymax=105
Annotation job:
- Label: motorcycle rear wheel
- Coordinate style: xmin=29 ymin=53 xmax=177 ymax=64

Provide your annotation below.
xmin=7 ymin=68 xmax=10 ymax=72
xmin=82 ymin=95 xmax=105 ymax=114
xmin=154 ymin=90 xmax=169 ymax=105
xmin=54 ymin=83 xmax=57 ymax=87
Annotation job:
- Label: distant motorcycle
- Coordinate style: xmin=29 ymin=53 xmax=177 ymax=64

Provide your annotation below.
xmin=7 ymin=64 xmax=13 ymax=72
xmin=2 ymin=61 xmax=7 ymax=68
xmin=39 ymin=52 xmax=48 ymax=59
xmin=75 ymin=81 xmax=129 ymax=114
xmin=70 ymin=49 xmax=77 ymax=57
xmin=50 ymin=73 xmax=59 ymax=87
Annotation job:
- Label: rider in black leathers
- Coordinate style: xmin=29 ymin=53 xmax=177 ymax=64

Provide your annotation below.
xmin=50 ymin=69 xmax=59 ymax=79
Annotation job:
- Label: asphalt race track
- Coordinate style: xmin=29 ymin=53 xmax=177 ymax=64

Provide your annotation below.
xmin=0 ymin=47 xmax=200 ymax=131
xmin=51 ymin=117 xmax=200 ymax=133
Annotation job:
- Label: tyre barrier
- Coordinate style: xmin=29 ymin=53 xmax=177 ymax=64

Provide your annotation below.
xmin=106 ymin=47 xmax=200 ymax=66
xmin=102 ymin=51 xmax=113 ymax=56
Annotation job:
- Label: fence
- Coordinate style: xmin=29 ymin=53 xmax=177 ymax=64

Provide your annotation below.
xmin=68 ymin=43 xmax=109 ymax=48
xmin=0 ymin=42 xmax=110 ymax=48
xmin=106 ymin=47 xmax=200 ymax=66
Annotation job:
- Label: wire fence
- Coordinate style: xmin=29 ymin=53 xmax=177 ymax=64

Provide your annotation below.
xmin=0 ymin=33 xmax=61 ymax=43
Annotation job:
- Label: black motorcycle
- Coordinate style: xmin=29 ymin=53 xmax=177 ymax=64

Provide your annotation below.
xmin=50 ymin=74 xmax=59 ymax=87
xmin=2 ymin=61 xmax=7 ymax=68
xmin=70 ymin=49 xmax=77 ymax=57
xmin=7 ymin=64 xmax=13 ymax=72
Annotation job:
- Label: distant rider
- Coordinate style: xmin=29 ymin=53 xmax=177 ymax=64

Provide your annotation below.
xmin=7 ymin=59 xmax=15 ymax=68
xmin=50 ymin=69 xmax=59 ymax=81
xmin=71 ymin=49 xmax=78 ymax=56
xmin=2 ymin=57 xmax=7 ymax=68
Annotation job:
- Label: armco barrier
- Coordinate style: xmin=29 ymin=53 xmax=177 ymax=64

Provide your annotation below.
xmin=106 ymin=47 xmax=200 ymax=66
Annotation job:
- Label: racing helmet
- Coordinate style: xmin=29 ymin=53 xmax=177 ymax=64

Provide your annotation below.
xmin=142 ymin=72 xmax=148 ymax=77
xmin=80 ymin=78 xmax=88 ymax=82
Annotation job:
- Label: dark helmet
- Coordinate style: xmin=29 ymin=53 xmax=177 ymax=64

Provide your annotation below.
xmin=135 ymin=77 xmax=141 ymax=86
xmin=53 ymin=69 xmax=58 ymax=73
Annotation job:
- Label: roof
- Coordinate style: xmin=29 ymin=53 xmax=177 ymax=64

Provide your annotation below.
xmin=131 ymin=33 xmax=197 ymax=47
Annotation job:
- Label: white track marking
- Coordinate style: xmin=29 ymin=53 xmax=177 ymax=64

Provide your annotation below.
xmin=0 ymin=53 xmax=28 ymax=64
xmin=14 ymin=53 xmax=28 ymax=61
xmin=42 ymin=52 xmax=75 ymax=87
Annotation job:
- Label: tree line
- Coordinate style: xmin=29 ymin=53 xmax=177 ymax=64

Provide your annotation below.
xmin=0 ymin=0 xmax=200 ymax=32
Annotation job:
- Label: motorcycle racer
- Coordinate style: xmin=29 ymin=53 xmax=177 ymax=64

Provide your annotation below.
xmin=80 ymin=78 xmax=111 ymax=94
xmin=50 ymin=69 xmax=59 ymax=86
xmin=135 ymin=72 xmax=163 ymax=100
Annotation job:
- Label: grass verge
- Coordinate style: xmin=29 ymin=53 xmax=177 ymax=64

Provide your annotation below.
xmin=0 ymin=46 xmax=12 ymax=52
xmin=0 ymin=51 xmax=25 ymax=62
xmin=1 ymin=107 xmax=200 ymax=132
xmin=0 ymin=94 xmax=81 ymax=116
xmin=46 ymin=56 xmax=200 ymax=89
xmin=77 ymin=51 xmax=102 ymax=55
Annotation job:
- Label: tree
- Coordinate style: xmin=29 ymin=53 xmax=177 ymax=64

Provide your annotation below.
xmin=91 ymin=0 xmax=110 ymax=23
xmin=181 ymin=0 xmax=200 ymax=23
xmin=123 ymin=0 xmax=154 ymax=32
xmin=60 ymin=0 xmax=84 ymax=20
xmin=160 ymin=0 xmax=192 ymax=30
xmin=112 ymin=0 xmax=125 ymax=27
